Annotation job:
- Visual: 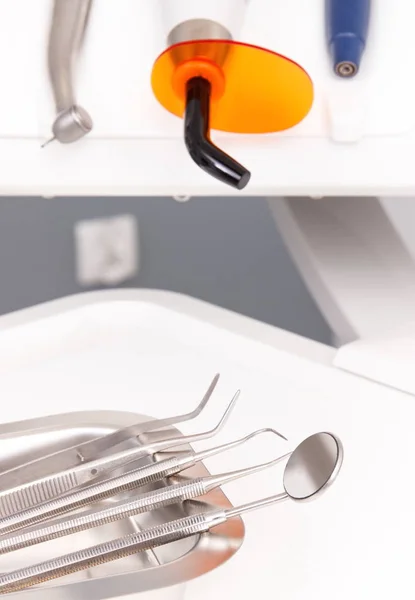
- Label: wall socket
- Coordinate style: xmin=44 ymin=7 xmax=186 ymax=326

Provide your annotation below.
xmin=74 ymin=214 xmax=139 ymax=286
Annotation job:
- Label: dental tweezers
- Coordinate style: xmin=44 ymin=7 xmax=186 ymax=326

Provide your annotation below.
xmin=0 ymin=374 xmax=220 ymax=514
xmin=0 ymin=391 xmax=244 ymax=535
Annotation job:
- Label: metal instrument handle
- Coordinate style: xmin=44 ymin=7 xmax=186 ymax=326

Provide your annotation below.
xmin=0 ymin=448 xmax=147 ymax=518
xmin=48 ymin=0 xmax=92 ymax=111
xmin=0 ymin=454 xmax=192 ymax=536
xmin=0 ymin=478 xmax=206 ymax=555
xmin=0 ymin=429 xmax=204 ymax=518
xmin=0 ymin=511 xmax=225 ymax=594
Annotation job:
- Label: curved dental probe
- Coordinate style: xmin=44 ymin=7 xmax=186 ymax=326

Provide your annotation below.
xmin=0 ymin=428 xmax=288 ymax=555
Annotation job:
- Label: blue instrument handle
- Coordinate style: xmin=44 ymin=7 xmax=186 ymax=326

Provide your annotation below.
xmin=326 ymin=0 xmax=371 ymax=76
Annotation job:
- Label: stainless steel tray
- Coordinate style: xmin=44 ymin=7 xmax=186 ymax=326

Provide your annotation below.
xmin=0 ymin=410 xmax=245 ymax=600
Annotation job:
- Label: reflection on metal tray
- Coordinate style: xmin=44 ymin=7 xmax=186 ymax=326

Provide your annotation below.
xmin=0 ymin=410 xmax=245 ymax=600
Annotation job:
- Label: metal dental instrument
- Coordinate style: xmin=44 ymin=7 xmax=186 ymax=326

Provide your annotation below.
xmin=43 ymin=0 xmax=93 ymax=146
xmin=0 ymin=429 xmax=289 ymax=555
xmin=0 ymin=374 xmax=223 ymax=515
xmin=0 ymin=432 xmax=343 ymax=594
xmin=78 ymin=374 xmax=221 ymax=458
xmin=0 ymin=392 xmax=249 ymax=535
xmin=0 ymin=373 xmax=220 ymax=492
xmin=326 ymin=0 xmax=371 ymax=78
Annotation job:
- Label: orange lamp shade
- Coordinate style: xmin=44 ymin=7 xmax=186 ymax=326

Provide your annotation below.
xmin=151 ymin=39 xmax=314 ymax=134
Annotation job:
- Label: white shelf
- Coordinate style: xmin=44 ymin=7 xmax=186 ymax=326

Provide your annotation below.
xmin=1 ymin=0 xmax=414 ymax=196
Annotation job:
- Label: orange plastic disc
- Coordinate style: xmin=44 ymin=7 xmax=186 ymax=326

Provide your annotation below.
xmin=151 ymin=39 xmax=314 ymax=134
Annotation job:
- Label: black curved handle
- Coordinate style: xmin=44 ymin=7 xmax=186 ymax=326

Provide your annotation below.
xmin=184 ymin=77 xmax=251 ymax=190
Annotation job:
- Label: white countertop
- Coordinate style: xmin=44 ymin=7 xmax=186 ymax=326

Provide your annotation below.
xmin=0 ymin=290 xmax=412 ymax=599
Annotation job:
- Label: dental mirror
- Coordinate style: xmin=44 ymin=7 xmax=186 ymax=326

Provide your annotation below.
xmin=283 ymin=431 xmax=343 ymax=501
xmin=226 ymin=431 xmax=343 ymax=518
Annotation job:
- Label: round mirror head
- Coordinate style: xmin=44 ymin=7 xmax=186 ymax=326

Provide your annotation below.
xmin=283 ymin=432 xmax=343 ymax=501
